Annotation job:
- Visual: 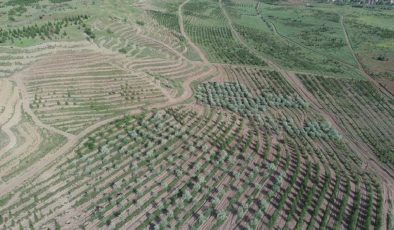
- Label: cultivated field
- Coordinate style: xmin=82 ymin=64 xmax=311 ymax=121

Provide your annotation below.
xmin=0 ymin=0 xmax=393 ymax=229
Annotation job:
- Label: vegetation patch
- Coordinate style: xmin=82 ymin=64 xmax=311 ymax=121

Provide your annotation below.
xmin=196 ymin=82 xmax=308 ymax=115
xmin=299 ymin=74 xmax=394 ymax=166
xmin=183 ymin=0 xmax=264 ymax=65
xmin=0 ymin=15 xmax=89 ymax=43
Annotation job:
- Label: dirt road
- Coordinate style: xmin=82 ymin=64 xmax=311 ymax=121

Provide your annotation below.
xmin=0 ymin=58 xmax=214 ymax=197
xmin=12 ymin=72 xmax=76 ymax=139
xmin=340 ymin=15 xmax=393 ymax=97
xmin=219 ymin=2 xmax=394 ymax=224
xmin=178 ymin=0 xmax=210 ymax=64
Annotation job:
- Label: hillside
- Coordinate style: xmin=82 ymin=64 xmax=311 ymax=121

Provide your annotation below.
xmin=0 ymin=0 xmax=393 ymax=229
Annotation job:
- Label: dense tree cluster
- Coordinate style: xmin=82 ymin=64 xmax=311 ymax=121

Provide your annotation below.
xmin=196 ymin=82 xmax=308 ymax=116
xmin=280 ymin=117 xmax=341 ymax=140
xmin=6 ymin=0 xmax=40 ymax=6
xmin=0 ymin=15 xmax=89 ymax=43
xmin=196 ymin=82 xmax=340 ymax=140
xmin=6 ymin=0 xmax=70 ymax=6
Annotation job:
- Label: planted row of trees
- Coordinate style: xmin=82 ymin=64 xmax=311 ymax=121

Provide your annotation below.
xmin=148 ymin=10 xmax=181 ymax=34
xmin=0 ymin=102 xmax=385 ymax=229
xmin=196 ymin=82 xmax=308 ymax=116
xmin=183 ymin=0 xmax=264 ymax=65
xmin=280 ymin=117 xmax=341 ymax=140
xmin=298 ymin=74 xmax=394 ymax=166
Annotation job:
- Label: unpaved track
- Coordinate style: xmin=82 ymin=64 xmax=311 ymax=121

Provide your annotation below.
xmin=219 ymin=0 xmax=394 ymax=222
xmin=0 ymin=108 xmax=138 ymax=196
xmin=0 ymin=123 xmax=42 ymax=177
xmin=0 ymin=57 xmax=214 ymax=197
xmin=219 ymin=0 xmax=267 ymax=66
xmin=12 ymin=72 xmax=75 ymax=139
xmin=178 ymin=0 xmax=210 ymax=64
xmin=340 ymin=18 xmax=394 ymax=210
xmin=340 ymin=15 xmax=393 ymax=98
xmin=152 ymin=64 xmax=217 ymax=106
xmin=221 ymin=0 xmax=394 ymax=174
xmin=0 ymin=80 xmax=21 ymax=158
xmin=266 ymin=19 xmax=357 ymax=69
xmin=0 ymin=101 xmax=22 ymax=158
xmin=1 ymin=7 xmax=392 ymax=227
xmin=286 ymin=72 xmax=394 ymax=180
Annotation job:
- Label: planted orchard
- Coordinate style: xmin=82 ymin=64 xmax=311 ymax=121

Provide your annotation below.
xmin=0 ymin=15 xmax=90 ymax=44
xmin=183 ymin=0 xmax=264 ymax=65
xmin=24 ymin=51 xmax=167 ymax=133
xmin=299 ymin=74 xmax=394 ymax=166
xmin=194 ymin=81 xmax=341 ymax=140
xmin=0 ymin=105 xmax=384 ymax=229
xmin=196 ymin=82 xmax=308 ymax=115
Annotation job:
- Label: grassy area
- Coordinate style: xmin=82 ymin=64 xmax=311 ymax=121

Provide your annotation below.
xmin=258 ymin=4 xmax=357 ymax=65
xmin=1 ymin=0 xmax=389 ymax=80
xmin=224 ymin=1 xmax=366 ymax=78
xmin=343 ymin=8 xmax=394 ymax=77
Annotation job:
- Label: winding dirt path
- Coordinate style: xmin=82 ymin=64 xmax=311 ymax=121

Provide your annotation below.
xmin=220 ymin=1 xmax=394 ymax=223
xmin=219 ymin=0 xmax=267 ymax=65
xmin=152 ymin=65 xmax=216 ymax=106
xmin=0 ymin=80 xmax=21 ymax=158
xmin=339 ymin=21 xmax=394 ymax=224
xmin=0 ymin=101 xmax=22 ymax=158
xmin=286 ymin=72 xmax=394 ymax=180
xmin=264 ymin=18 xmax=358 ymax=69
xmin=0 ymin=108 xmax=138 ymax=196
xmin=340 ymin=15 xmax=393 ymax=98
xmin=221 ymin=0 xmax=394 ymax=176
xmin=0 ymin=123 xmax=42 ymax=178
xmin=0 ymin=7 xmax=392 ymax=227
xmin=11 ymin=72 xmax=75 ymax=140
xmin=178 ymin=0 xmax=210 ymax=64
xmin=0 ymin=59 xmax=215 ymax=197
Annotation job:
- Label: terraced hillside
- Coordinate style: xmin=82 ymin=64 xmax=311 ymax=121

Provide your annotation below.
xmin=0 ymin=42 xmax=92 ymax=78
xmin=0 ymin=78 xmax=65 ymax=184
xmin=0 ymin=0 xmax=393 ymax=229
xmin=20 ymin=50 xmax=168 ymax=134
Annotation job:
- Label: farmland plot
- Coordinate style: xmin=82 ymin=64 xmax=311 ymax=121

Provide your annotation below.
xmin=0 ymin=106 xmax=383 ymax=229
xmin=182 ymin=0 xmax=264 ymax=65
xmin=298 ymin=74 xmax=394 ymax=167
xmin=21 ymin=50 xmax=168 ymax=134
xmin=0 ymin=78 xmax=65 ymax=183
xmin=0 ymin=41 xmax=91 ymax=78
xmin=0 ymin=0 xmax=392 ymax=229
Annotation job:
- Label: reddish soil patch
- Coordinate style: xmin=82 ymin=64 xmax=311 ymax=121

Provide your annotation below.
xmin=377 ymin=77 xmax=394 ymax=95
xmin=359 ymin=52 xmax=394 ymax=74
